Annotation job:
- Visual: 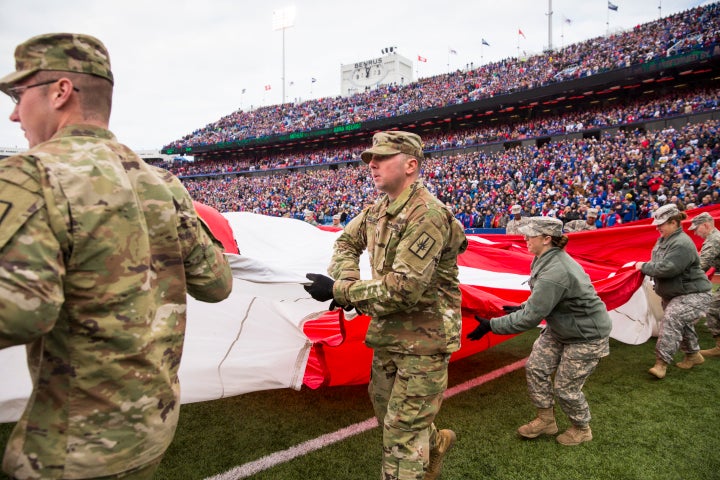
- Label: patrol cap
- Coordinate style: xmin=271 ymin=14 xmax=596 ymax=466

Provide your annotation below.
xmin=360 ymin=131 xmax=424 ymax=163
xmin=518 ymin=216 xmax=564 ymax=237
xmin=511 ymin=204 xmax=522 ymax=214
xmin=0 ymin=33 xmax=113 ymax=95
xmin=332 ymin=214 xmax=341 ymax=220
xmin=586 ymin=208 xmax=599 ymax=218
xmin=689 ymin=212 xmax=714 ymax=230
xmin=652 ymin=203 xmax=680 ymax=225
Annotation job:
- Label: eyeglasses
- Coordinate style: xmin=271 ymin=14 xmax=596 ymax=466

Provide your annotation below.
xmin=6 ymin=79 xmax=79 ymax=104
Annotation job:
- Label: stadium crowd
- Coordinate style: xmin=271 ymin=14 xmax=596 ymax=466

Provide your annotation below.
xmin=157 ymin=86 xmax=719 ymax=177
xmin=180 ymin=116 xmax=720 ymax=229
xmin=163 ymin=3 xmax=719 ymax=151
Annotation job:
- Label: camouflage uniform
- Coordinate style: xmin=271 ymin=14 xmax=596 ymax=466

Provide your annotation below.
xmin=490 ymin=245 xmax=612 ymax=428
xmin=640 ymin=227 xmax=712 ymax=363
xmin=505 ymin=217 xmax=527 ymax=235
xmin=0 ymin=125 xmax=233 ymax=479
xmin=330 ymin=179 xmax=467 ymax=480
xmin=699 ymin=228 xmax=720 ymax=336
xmin=563 ymin=219 xmax=597 ymax=233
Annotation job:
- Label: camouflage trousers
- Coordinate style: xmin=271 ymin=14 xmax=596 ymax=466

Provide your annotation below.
xmin=656 ymin=291 xmax=713 ymax=364
xmin=704 ymin=292 xmax=720 ymax=336
xmin=526 ymin=329 xmax=609 ymax=427
xmin=369 ymin=350 xmax=450 ymax=480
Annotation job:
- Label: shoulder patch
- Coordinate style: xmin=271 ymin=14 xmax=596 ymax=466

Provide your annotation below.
xmin=409 ymin=232 xmax=436 ymax=259
xmin=0 ymin=182 xmax=45 ymax=251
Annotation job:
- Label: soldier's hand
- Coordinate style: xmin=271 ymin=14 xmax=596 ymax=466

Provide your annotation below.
xmin=467 ymin=316 xmax=492 ymax=341
xmin=502 ymin=305 xmax=522 ymax=313
xmin=304 ymin=273 xmax=335 ymax=302
xmin=329 ymin=299 xmax=355 ymax=312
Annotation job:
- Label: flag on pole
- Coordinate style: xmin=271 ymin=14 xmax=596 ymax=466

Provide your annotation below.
xmin=264 ymin=85 xmax=271 ymax=91
xmin=417 ymin=55 xmax=427 ymax=62
xmin=608 ymin=1 xmax=618 ymax=11
xmin=448 ymin=47 xmax=457 ymax=55
xmin=518 ymin=29 xmax=526 ymax=39
xmin=481 ymin=38 xmax=490 ymax=46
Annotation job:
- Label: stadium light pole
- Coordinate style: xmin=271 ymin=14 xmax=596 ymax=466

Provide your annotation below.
xmin=272 ymin=6 xmax=296 ymax=105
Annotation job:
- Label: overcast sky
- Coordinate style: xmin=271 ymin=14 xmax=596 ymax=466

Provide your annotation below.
xmin=0 ymin=0 xmax=708 ymax=150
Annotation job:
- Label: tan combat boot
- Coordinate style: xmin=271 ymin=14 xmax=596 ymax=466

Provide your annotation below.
xmin=676 ymin=352 xmax=704 ymax=369
xmin=424 ymin=429 xmax=456 ymax=480
xmin=556 ymin=425 xmax=593 ymax=446
xmin=648 ymin=359 xmax=668 ymax=379
xmin=517 ymin=407 xmax=558 ymax=439
xmin=699 ymin=337 xmax=720 ymax=358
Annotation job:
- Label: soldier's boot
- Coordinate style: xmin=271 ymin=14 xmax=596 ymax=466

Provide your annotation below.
xmin=556 ymin=425 xmax=593 ymax=446
xmin=699 ymin=337 xmax=720 ymax=358
xmin=648 ymin=359 xmax=668 ymax=379
xmin=676 ymin=352 xmax=704 ymax=369
xmin=517 ymin=407 xmax=558 ymax=439
xmin=424 ymin=429 xmax=456 ymax=480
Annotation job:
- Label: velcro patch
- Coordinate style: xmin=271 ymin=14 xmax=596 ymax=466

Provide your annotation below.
xmin=0 ymin=201 xmax=10 ymax=226
xmin=409 ymin=232 xmax=436 ymax=259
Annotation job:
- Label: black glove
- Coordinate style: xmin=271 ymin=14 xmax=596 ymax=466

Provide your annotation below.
xmin=329 ymin=300 xmax=355 ymax=312
xmin=304 ymin=273 xmax=335 ymax=302
xmin=502 ymin=305 xmax=522 ymax=313
xmin=467 ymin=315 xmax=492 ymax=341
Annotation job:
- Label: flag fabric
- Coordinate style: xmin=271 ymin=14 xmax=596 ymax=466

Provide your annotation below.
xmin=264 ymin=84 xmax=272 ymax=91
xmin=7 ymin=207 xmax=720 ymax=420
xmin=417 ymin=55 xmax=427 ymax=62
xmin=482 ymin=38 xmax=490 ymax=46
xmin=449 ymin=47 xmax=457 ymax=55
xmin=518 ymin=29 xmax=526 ymax=39
xmin=608 ymin=1 xmax=618 ymax=11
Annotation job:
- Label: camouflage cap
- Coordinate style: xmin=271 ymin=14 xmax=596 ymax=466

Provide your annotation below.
xmin=519 ymin=216 xmax=563 ymax=237
xmin=689 ymin=212 xmax=714 ymax=230
xmin=510 ymin=204 xmax=522 ymax=214
xmin=0 ymin=33 xmax=113 ymax=94
xmin=652 ymin=203 xmax=680 ymax=225
xmin=586 ymin=208 xmax=599 ymax=218
xmin=360 ymin=131 xmax=424 ymax=163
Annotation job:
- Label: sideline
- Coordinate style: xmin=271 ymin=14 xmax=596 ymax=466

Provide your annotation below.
xmin=205 ymin=357 xmax=528 ymax=480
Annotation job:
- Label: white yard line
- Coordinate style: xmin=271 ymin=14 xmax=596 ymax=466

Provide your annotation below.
xmin=206 ymin=357 xmax=527 ymax=480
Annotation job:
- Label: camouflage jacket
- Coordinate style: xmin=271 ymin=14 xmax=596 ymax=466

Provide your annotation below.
xmin=699 ymin=228 xmax=720 ymax=272
xmin=490 ymin=247 xmax=612 ymax=343
xmin=640 ymin=227 xmax=711 ymax=300
xmin=329 ymin=180 xmax=467 ymax=355
xmin=505 ymin=217 xmax=527 ymax=235
xmin=0 ymin=125 xmax=232 ymax=479
xmin=564 ymin=219 xmax=597 ymax=233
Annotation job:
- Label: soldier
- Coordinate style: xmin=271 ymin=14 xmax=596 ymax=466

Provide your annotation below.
xmin=564 ymin=207 xmax=599 ymax=232
xmin=689 ymin=212 xmax=720 ymax=358
xmin=634 ymin=204 xmax=713 ymax=378
xmin=505 ymin=204 xmax=526 ymax=235
xmin=0 ymin=33 xmax=233 ymax=479
xmin=304 ymin=131 xmax=467 ymax=480
xmin=467 ymin=216 xmax=612 ymax=446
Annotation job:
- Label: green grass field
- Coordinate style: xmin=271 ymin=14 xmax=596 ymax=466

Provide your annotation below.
xmin=2 ymin=325 xmax=718 ymax=480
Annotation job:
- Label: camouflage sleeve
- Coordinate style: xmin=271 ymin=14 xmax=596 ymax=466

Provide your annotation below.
xmin=0 ymin=164 xmax=64 ymax=349
xmin=328 ymin=209 xmax=367 ymax=282
xmin=333 ymin=207 xmax=449 ymax=317
xmin=699 ymin=236 xmax=720 ymax=272
xmin=170 ymin=178 xmax=232 ymax=303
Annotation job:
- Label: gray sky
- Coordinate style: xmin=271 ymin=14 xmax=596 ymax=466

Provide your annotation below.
xmin=0 ymin=0 xmax=707 ymax=150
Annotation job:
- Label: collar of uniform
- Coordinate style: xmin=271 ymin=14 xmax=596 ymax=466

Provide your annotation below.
xmin=386 ymin=179 xmax=423 ymax=217
xmin=49 ymin=124 xmax=117 ymax=143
